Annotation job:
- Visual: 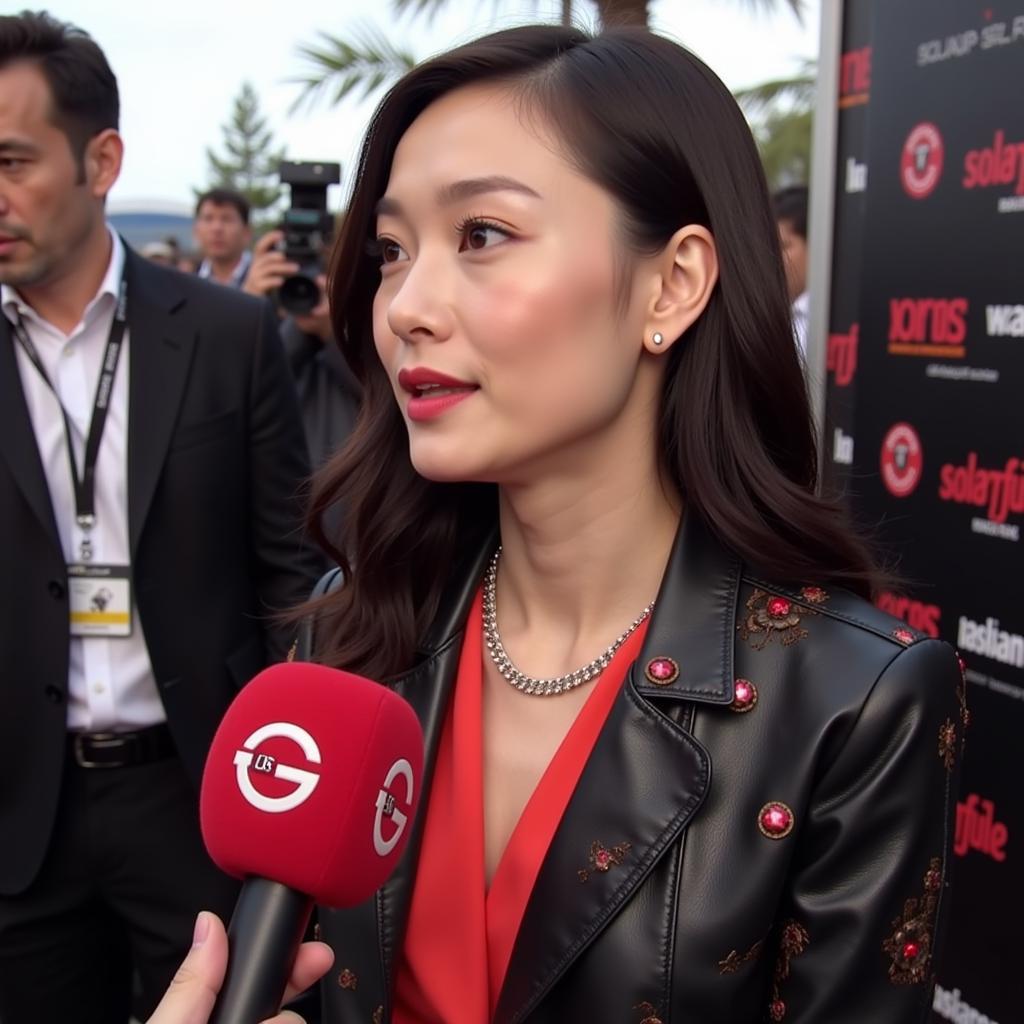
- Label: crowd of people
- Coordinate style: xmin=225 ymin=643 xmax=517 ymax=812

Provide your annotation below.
xmin=1 ymin=9 xmax=957 ymax=1024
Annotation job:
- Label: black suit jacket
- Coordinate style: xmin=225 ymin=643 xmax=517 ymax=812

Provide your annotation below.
xmin=308 ymin=514 xmax=963 ymax=1024
xmin=0 ymin=250 xmax=320 ymax=895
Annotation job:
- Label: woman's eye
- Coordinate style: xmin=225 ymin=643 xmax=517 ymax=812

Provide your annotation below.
xmin=459 ymin=221 xmax=508 ymax=252
xmin=379 ymin=239 xmax=406 ymax=264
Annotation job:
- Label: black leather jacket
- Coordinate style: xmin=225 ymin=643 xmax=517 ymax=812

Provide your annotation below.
xmin=303 ymin=514 xmax=964 ymax=1024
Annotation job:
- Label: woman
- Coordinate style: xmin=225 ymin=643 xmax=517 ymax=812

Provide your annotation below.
xmin=154 ymin=23 xmax=963 ymax=1024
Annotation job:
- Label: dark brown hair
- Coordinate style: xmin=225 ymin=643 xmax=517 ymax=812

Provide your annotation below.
xmin=773 ymin=184 xmax=809 ymax=239
xmin=304 ymin=25 xmax=880 ymax=678
xmin=0 ymin=11 xmax=119 ymax=180
xmin=195 ymin=187 xmax=251 ymax=225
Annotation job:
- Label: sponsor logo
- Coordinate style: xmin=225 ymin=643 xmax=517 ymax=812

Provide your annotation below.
xmin=925 ymin=364 xmax=999 ymax=384
xmin=958 ymin=614 xmax=1024 ymax=669
xmin=876 ymin=592 xmax=941 ymax=637
xmin=838 ymin=46 xmax=871 ymax=108
xmin=233 ymin=722 xmax=321 ymax=814
xmin=963 ymin=130 xmax=1024 ymax=215
xmin=986 ymin=303 xmax=1024 ymax=337
xmin=888 ymin=297 xmax=967 ymax=357
xmin=955 ymin=793 xmax=1009 ymax=861
xmin=880 ymin=423 xmax=923 ymax=498
xmin=919 ymin=11 xmax=1024 ymax=68
xmin=827 ymin=324 xmax=858 ymax=385
xmin=833 ymin=427 xmax=854 ymax=466
xmin=939 ymin=454 xmax=1024 ymax=540
xmin=901 ymin=122 xmax=944 ymax=199
xmin=845 ymin=156 xmax=867 ymax=193
xmin=918 ymin=28 xmax=982 ymax=65
xmin=933 ymin=984 xmax=1001 ymax=1024
xmin=373 ymin=758 xmax=414 ymax=856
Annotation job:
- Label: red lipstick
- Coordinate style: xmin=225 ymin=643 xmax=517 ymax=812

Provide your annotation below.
xmin=398 ymin=367 xmax=478 ymax=422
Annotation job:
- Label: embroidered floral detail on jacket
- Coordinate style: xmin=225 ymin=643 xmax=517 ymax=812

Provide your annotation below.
xmin=767 ymin=920 xmax=809 ymax=1020
xmin=739 ymin=591 xmax=817 ymax=650
xmin=371 ymin=1006 xmax=383 ymax=1024
xmin=800 ymin=585 xmax=828 ymax=605
xmin=955 ymin=659 xmax=971 ymax=730
xmin=578 ymin=840 xmax=632 ymax=882
xmin=938 ymin=719 xmax=957 ymax=772
xmin=286 ymin=637 xmax=298 ymax=662
xmin=338 ymin=969 xmax=358 ymax=990
xmin=634 ymin=1001 xmax=664 ymax=1024
xmin=718 ymin=937 xmax=765 ymax=974
xmin=882 ymin=857 xmax=942 ymax=985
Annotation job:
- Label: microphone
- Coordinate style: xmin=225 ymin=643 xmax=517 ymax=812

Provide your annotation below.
xmin=199 ymin=662 xmax=424 ymax=1024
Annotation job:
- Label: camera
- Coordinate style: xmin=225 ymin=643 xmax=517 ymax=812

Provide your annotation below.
xmin=277 ymin=159 xmax=341 ymax=315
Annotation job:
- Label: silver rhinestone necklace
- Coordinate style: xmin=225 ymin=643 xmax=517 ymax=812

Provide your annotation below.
xmin=482 ymin=547 xmax=655 ymax=697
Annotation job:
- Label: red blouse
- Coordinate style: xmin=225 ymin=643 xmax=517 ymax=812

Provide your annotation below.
xmin=394 ymin=588 xmax=650 ymax=1023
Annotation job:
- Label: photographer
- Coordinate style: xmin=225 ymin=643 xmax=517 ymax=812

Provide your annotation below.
xmin=244 ymin=230 xmax=360 ymax=470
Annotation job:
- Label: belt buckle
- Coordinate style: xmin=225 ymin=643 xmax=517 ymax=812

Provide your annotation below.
xmin=72 ymin=731 xmax=124 ymax=769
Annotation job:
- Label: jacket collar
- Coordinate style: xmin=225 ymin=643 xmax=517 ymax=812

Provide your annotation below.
xmin=415 ymin=509 xmax=744 ymax=704
xmin=124 ymin=247 xmax=196 ymax=555
xmin=0 ymin=242 xmax=195 ymax=561
xmin=634 ymin=510 xmax=742 ymax=706
xmin=375 ymin=511 xmax=743 ymax=1020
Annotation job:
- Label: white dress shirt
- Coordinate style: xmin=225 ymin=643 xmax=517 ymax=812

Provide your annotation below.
xmin=2 ymin=230 xmax=165 ymax=731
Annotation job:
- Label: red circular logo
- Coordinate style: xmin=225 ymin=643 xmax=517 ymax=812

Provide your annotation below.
xmin=881 ymin=423 xmax=924 ymax=498
xmin=901 ymin=123 xmax=944 ymax=199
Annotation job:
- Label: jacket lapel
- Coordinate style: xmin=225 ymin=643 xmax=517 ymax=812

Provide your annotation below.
xmin=125 ymin=250 xmax=196 ymax=555
xmin=0 ymin=316 xmax=62 ymax=555
xmin=493 ymin=513 xmax=743 ymax=1024
xmin=375 ymin=529 xmax=499 ymax=1002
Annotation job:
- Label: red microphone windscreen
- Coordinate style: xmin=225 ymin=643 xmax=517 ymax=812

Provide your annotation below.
xmin=200 ymin=662 xmax=424 ymax=909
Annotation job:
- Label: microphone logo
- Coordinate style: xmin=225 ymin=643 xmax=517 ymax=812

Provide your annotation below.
xmin=233 ymin=722 xmax=322 ymax=813
xmin=374 ymin=758 xmax=414 ymax=856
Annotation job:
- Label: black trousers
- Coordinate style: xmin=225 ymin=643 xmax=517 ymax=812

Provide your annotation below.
xmin=0 ymin=752 xmax=238 ymax=1024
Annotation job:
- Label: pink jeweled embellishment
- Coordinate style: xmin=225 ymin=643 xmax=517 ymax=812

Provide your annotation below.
xmin=893 ymin=628 xmax=916 ymax=646
xmin=338 ymin=969 xmax=357 ymax=990
xmin=800 ymin=586 xmax=828 ymax=605
xmin=767 ymin=597 xmax=792 ymax=619
xmin=578 ymin=839 xmax=632 ymax=882
xmin=758 ymin=802 xmax=795 ymax=839
xmin=645 ymin=656 xmax=679 ymax=686
xmin=730 ymin=678 xmax=758 ymax=713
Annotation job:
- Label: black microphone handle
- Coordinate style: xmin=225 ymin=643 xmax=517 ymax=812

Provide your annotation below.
xmin=210 ymin=877 xmax=314 ymax=1024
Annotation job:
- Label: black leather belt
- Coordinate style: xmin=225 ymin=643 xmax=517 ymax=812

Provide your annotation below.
xmin=68 ymin=722 xmax=175 ymax=768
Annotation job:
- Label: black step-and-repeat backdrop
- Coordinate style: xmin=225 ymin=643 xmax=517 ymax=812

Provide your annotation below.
xmin=825 ymin=2 xmax=1024 ymax=1020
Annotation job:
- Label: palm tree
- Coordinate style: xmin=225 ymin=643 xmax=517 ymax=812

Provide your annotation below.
xmin=291 ymin=0 xmax=805 ymax=112
xmin=733 ymin=58 xmax=816 ymax=188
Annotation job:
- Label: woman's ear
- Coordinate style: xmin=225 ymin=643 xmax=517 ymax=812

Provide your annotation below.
xmin=642 ymin=224 xmax=718 ymax=354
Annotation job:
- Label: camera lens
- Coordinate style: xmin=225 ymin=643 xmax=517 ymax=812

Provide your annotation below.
xmin=279 ymin=272 xmax=320 ymax=315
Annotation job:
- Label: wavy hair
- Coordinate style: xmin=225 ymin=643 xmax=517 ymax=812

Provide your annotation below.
xmin=300 ymin=25 xmax=880 ymax=677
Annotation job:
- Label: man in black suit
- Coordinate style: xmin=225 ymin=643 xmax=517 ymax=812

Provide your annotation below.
xmin=0 ymin=13 xmax=320 ymax=1022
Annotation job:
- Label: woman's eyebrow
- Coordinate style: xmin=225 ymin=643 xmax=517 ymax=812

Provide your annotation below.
xmin=375 ymin=175 xmax=542 ymax=218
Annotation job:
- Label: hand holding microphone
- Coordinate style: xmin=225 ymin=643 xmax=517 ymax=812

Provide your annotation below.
xmin=148 ymin=662 xmax=425 ymax=1024
xmin=147 ymin=911 xmax=332 ymax=1024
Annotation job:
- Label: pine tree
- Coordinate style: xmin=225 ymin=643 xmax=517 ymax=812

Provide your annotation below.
xmin=203 ymin=82 xmax=284 ymax=216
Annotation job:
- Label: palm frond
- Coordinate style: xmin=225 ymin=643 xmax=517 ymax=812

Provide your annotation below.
xmin=290 ymin=23 xmax=418 ymax=113
xmin=733 ymin=0 xmax=805 ymax=24
xmin=390 ymin=0 xmax=451 ymax=18
xmin=390 ymin=0 xmax=516 ymax=23
xmin=734 ymin=59 xmax=817 ymax=115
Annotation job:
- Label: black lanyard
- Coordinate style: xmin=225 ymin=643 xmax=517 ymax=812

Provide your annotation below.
xmin=11 ymin=274 xmax=128 ymax=562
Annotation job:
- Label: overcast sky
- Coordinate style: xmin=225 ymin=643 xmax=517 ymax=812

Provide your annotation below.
xmin=27 ymin=0 xmax=820 ymax=209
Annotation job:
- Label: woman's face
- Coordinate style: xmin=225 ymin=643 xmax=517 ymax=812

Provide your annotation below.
xmin=372 ymin=83 xmax=656 ymax=485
